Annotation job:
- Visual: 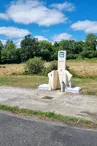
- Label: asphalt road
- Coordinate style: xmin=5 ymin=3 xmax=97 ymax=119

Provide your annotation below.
xmin=0 ymin=112 xmax=97 ymax=146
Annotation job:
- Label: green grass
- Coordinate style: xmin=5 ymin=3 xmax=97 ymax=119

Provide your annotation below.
xmin=72 ymin=77 xmax=97 ymax=96
xmin=0 ymin=75 xmax=97 ymax=96
xmin=0 ymin=75 xmax=48 ymax=88
xmin=0 ymin=104 xmax=97 ymax=129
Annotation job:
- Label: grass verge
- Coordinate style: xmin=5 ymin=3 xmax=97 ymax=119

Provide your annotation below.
xmin=0 ymin=104 xmax=97 ymax=129
xmin=72 ymin=77 xmax=97 ymax=96
xmin=0 ymin=75 xmax=48 ymax=88
xmin=0 ymin=75 xmax=97 ymax=96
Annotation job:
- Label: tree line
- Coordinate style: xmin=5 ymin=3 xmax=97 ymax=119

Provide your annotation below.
xmin=0 ymin=33 xmax=97 ymax=64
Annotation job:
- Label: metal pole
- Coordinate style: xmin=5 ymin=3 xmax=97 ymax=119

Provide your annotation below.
xmin=61 ymin=81 xmax=65 ymax=92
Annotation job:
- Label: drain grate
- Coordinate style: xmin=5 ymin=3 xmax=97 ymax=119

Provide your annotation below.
xmin=42 ymin=96 xmax=54 ymax=100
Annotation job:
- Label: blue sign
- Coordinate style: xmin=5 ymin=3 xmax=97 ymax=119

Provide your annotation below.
xmin=59 ymin=52 xmax=64 ymax=58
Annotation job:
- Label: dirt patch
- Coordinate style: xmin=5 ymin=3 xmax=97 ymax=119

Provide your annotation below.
xmin=81 ymin=111 xmax=97 ymax=122
xmin=42 ymin=96 xmax=54 ymax=100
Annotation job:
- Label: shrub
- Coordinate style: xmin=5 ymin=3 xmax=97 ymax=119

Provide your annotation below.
xmin=41 ymin=67 xmax=50 ymax=76
xmin=42 ymin=61 xmax=57 ymax=76
xmin=49 ymin=60 xmax=57 ymax=71
xmin=25 ymin=57 xmax=44 ymax=74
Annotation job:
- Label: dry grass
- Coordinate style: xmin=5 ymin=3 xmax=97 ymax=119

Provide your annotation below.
xmin=45 ymin=59 xmax=97 ymax=77
xmin=67 ymin=59 xmax=97 ymax=77
xmin=0 ymin=59 xmax=97 ymax=77
xmin=0 ymin=64 xmax=24 ymax=75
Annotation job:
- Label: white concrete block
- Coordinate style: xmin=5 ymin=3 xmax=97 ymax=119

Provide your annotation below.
xmin=65 ymin=87 xmax=82 ymax=93
xmin=38 ymin=84 xmax=49 ymax=91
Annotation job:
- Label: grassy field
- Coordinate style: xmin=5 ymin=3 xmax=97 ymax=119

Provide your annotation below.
xmin=0 ymin=59 xmax=97 ymax=95
xmin=0 ymin=75 xmax=97 ymax=95
xmin=0 ymin=59 xmax=97 ymax=77
xmin=72 ymin=78 xmax=97 ymax=95
xmin=67 ymin=59 xmax=97 ymax=78
xmin=0 ymin=75 xmax=48 ymax=88
xmin=0 ymin=64 xmax=24 ymax=75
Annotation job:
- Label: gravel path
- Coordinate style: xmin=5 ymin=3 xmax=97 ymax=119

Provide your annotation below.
xmin=0 ymin=86 xmax=97 ymax=122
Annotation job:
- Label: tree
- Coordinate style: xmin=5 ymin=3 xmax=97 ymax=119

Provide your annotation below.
xmin=74 ymin=41 xmax=84 ymax=54
xmin=21 ymin=37 xmax=40 ymax=62
xmin=85 ymin=33 xmax=97 ymax=44
xmin=59 ymin=40 xmax=77 ymax=59
xmin=39 ymin=40 xmax=53 ymax=61
xmin=25 ymin=34 xmax=31 ymax=39
xmin=1 ymin=41 xmax=17 ymax=63
xmin=81 ymin=33 xmax=97 ymax=58
xmin=85 ymin=34 xmax=97 ymax=51
xmin=15 ymin=48 xmax=21 ymax=63
xmin=52 ymin=42 xmax=60 ymax=60
xmin=0 ymin=41 xmax=4 ymax=63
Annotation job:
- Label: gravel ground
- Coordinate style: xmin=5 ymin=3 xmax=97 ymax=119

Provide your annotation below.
xmin=0 ymin=86 xmax=97 ymax=122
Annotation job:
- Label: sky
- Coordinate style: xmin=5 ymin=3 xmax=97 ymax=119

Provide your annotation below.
xmin=0 ymin=0 xmax=97 ymax=47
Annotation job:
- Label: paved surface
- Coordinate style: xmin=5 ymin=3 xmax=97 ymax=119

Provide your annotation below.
xmin=0 ymin=112 xmax=97 ymax=146
xmin=0 ymin=86 xmax=97 ymax=122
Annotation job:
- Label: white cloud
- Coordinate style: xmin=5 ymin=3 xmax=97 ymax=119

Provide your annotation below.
xmin=0 ymin=0 xmax=76 ymax=26
xmin=0 ymin=13 xmax=8 ymax=20
xmin=71 ymin=20 xmax=97 ymax=33
xmin=34 ymin=36 xmax=48 ymax=41
xmin=0 ymin=0 xmax=72 ymax=26
xmin=50 ymin=1 xmax=75 ymax=11
xmin=52 ymin=33 xmax=73 ymax=42
xmin=6 ymin=0 xmax=66 ymax=26
xmin=0 ymin=27 xmax=30 ymax=38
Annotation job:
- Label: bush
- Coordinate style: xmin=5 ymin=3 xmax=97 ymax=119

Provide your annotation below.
xmin=25 ymin=57 xmax=44 ymax=74
xmin=42 ymin=61 xmax=57 ymax=76
xmin=49 ymin=60 xmax=57 ymax=71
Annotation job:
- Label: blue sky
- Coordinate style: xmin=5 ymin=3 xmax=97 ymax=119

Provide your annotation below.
xmin=0 ymin=0 xmax=97 ymax=47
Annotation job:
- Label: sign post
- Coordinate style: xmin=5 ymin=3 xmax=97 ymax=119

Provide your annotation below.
xmin=58 ymin=51 xmax=66 ymax=71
